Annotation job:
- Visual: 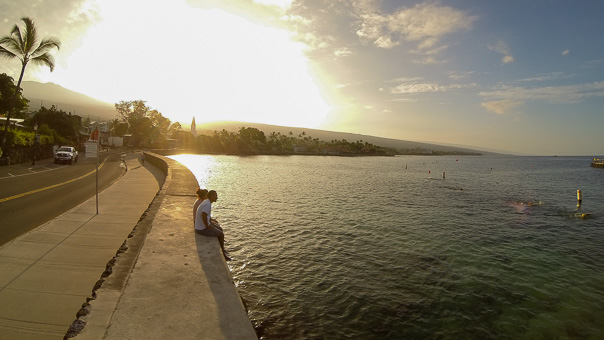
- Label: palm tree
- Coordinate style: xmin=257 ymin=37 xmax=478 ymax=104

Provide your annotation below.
xmin=0 ymin=17 xmax=60 ymax=149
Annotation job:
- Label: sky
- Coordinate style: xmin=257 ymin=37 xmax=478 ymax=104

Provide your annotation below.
xmin=1 ymin=0 xmax=603 ymax=155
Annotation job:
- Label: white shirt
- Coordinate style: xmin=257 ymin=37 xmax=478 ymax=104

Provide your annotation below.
xmin=194 ymin=199 xmax=212 ymax=231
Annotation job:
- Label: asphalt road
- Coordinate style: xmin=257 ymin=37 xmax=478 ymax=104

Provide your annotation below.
xmin=0 ymin=150 xmax=128 ymax=246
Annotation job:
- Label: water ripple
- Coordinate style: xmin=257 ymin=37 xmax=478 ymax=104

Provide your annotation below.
xmin=171 ymin=155 xmax=604 ymax=339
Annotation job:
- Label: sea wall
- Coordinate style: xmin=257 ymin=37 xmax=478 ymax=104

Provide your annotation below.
xmin=143 ymin=152 xmax=169 ymax=175
xmin=74 ymin=151 xmax=256 ymax=339
xmin=130 ymin=151 xmax=257 ymax=339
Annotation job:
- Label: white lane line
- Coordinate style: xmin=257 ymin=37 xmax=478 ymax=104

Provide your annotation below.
xmin=0 ymin=165 xmax=67 ymax=180
xmin=0 ymin=157 xmax=109 ymax=203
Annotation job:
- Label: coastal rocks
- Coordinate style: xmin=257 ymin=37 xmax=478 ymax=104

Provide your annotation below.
xmin=64 ymin=320 xmax=86 ymax=339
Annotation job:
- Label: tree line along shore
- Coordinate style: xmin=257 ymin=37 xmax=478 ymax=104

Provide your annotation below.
xmin=1 ymin=94 xmax=481 ymax=162
xmin=179 ymin=127 xmax=482 ymax=156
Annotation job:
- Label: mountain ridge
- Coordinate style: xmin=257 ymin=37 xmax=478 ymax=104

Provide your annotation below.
xmin=19 ymin=81 xmax=497 ymax=155
xmin=21 ymin=81 xmax=116 ymax=120
xmin=196 ymin=121 xmax=498 ymax=155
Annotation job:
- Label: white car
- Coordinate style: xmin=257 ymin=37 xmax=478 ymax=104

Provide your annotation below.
xmin=54 ymin=146 xmax=79 ymax=164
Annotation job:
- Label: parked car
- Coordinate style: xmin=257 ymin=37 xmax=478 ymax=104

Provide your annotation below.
xmin=54 ymin=146 xmax=78 ymax=164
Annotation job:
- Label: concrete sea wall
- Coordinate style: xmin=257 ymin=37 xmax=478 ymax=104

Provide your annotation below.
xmin=75 ymin=152 xmax=256 ymax=339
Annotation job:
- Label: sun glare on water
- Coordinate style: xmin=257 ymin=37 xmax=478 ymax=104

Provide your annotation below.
xmin=48 ymin=0 xmax=330 ymax=128
xmin=169 ymin=154 xmax=217 ymax=188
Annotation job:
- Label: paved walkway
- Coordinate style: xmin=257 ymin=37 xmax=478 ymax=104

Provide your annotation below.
xmin=0 ymin=152 xmax=257 ymax=340
xmin=0 ymin=153 xmax=161 ymax=339
xmin=78 ymin=154 xmax=256 ymax=340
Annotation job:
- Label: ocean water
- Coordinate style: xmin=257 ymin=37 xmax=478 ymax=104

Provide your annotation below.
xmin=170 ymin=154 xmax=604 ymax=339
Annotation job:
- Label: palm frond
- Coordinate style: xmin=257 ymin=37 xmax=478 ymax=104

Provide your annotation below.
xmin=0 ymin=45 xmax=19 ymax=60
xmin=31 ymin=37 xmax=61 ymax=58
xmin=21 ymin=17 xmax=38 ymax=53
xmin=0 ymin=35 xmax=20 ymax=53
xmin=31 ymin=53 xmax=56 ymax=71
xmin=9 ymin=24 xmax=25 ymax=54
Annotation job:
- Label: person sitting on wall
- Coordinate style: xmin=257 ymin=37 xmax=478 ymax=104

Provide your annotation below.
xmin=193 ymin=188 xmax=219 ymax=226
xmin=193 ymin=188 xmax=208 ymax=226
xmin=195 ymin=190 xmax=231 ymax=261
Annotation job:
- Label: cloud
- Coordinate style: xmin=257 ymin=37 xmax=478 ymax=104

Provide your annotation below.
xmin=582 ymin=58 xmax=604 ymax=70
xmin=448 ymin=71 xmax=474 ymax=80
xmin=354 ymin=1 xmax=477 ymax=53
xmin=0 ymin=0 xmax=91 ymax=29
xmin=253 ymin=0 xmax=294 ymax=8
xmin=501 ymin=55 xmax=515 ymax=64
xmin=374 ymin=35 xmax=399 ymax=49
xmin=409 ymin=43 xmax=451 ymax=64
xmin=517 ymin=72 xmax=572 ymax=82
xmin=0 ymin=0 xmax=100 ymax=48
xmin=387 ymin=3 xmax=476 ymax=44
xmin=480 ymin=82 xmax=604 ymax=105
xmin=562 ymin=49 xmax=570 ymax=56
xmin=356 ymin=13 xmax=388 ymax=41
xmin=418 ymin=42 xmax=449 ymax=55
xmin=390 ymin=97 xmax=419 ymax=103
xmin=293 ymin=32 xmax=331 ymax=51
xmin=390 ymin=77 xmax=424 ymax=82
xmin=280 ymin=14 xmax=311 ymax=25
xmin=334 ymin=47 xmax=354 ymax=57
xmin=389 ymin=81 xmax=476 ymax=94
xmin=481 ymin=100 xmax=522 ymax=115
xmin=412 ymin=56 xmax=445 ymax=64
xmin=488 ymin=40 xmax=514 ymax=64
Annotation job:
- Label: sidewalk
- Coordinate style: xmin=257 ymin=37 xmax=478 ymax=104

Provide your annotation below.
xmin=76 ymin=154 xmax=256 ymax=340
xmin=0 ymin=152 xmax=257 ymax=339
xmin=0 ymin=153 xmax=161 ymax=339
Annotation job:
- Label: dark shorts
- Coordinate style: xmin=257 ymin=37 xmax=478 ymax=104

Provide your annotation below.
xmin=195 ymin=226 xmax=223 ymax=237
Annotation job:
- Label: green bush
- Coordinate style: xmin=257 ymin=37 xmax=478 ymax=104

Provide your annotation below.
xmin=13 ymin=130 xmax=33 ymax=146
xmin=1 ymin=127 xmax=52 ymax=147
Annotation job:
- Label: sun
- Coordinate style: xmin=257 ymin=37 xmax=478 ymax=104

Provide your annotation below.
xmin=43 ymin=0 xmax=331 ymax=128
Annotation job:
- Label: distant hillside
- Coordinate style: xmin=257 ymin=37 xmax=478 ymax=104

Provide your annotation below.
xmin=18 ymin=82 xmax=495 ymax=155
xmin=21 ymin=81 xmax=116 ymax=120
xmin=197 ymin=121 xmax=495 ymax=155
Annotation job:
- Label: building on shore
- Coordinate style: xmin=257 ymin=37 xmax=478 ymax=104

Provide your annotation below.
xmin=191 ymin=117 xmax=197 ymax=138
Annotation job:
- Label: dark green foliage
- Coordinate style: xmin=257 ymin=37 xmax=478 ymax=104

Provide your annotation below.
xmin=30 ymin=105 xmax=80 ymax=143
xmin=0 ymin=73 xmax=28 ymax=117
xmin=196 ymin=128 xmax=396 ymax=156
xmin=114 ymin=100 xmax=178 ymax=148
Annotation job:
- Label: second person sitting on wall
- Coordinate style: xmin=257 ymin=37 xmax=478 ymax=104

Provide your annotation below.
xmin=193 ymin=188 xmax=208 ymax=226
xmin=194 ymin=190 xmax=231 ymax=261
